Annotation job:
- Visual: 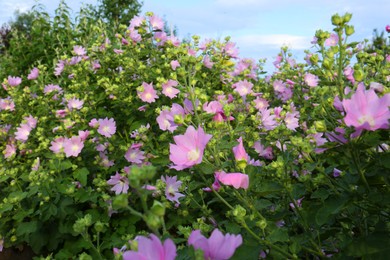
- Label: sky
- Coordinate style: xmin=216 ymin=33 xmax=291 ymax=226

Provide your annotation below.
xmin=0 ymin=0 xmax=389 ymax=72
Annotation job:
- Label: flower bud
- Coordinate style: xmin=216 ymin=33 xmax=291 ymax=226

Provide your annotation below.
xmin=343 ymin=13 xmax=352 ymax=23
xmin=331 ymin=14 xmax=342 ymax=26
xmin=150 ymin=200 xmax=165 ymax=217
xmin=345 ymin=25 xmax=355 ymax=36
xmin=314 ymin=120 xmax=327 ymax=132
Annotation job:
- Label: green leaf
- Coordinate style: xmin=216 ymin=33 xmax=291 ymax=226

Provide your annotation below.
xmin=310 ymin=188 xmax=330 ymax=201
xmin=315 ymin=195 xmax=348 ymax=226
xmin=0 ymin=203 xmax=13 ymax=213
xmin=74 ymin=167 xmax=89 ymax=186
xmin=16 ymin=221 xmax=39 ymax=236
xmin=268 ymin=228 xmax=289 ymax=243
xmin=346 ymin=233 xmax=390 ymax=257
xmin=253 ymin=181 xmax=283 ymax=196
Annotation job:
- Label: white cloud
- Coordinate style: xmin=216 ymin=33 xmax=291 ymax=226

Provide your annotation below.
xmin=235 ymin=34 xmax=312 ymax=50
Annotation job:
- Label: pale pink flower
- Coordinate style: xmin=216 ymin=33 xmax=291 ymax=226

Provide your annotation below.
xmin=304 ymin=73 xmax=319 ymax=87
xmin=149 ymin=15 xmax=164 ymax=30
xmin=342 ymin=84 xmax=390 ymax=131
xmin=129 ymin=15 xmax=145 ymax=29
xmin=162 ymin=80 xmax=180 ymax=99
xmin=73 ymin=45 xmax=86 ymax=56
xmin=129 ymin=29 xmax=142 ymax=42
xmin=170 ymin=60 xmax=180 ymax=70
xmin=97 ymin=118 xmax=116 ymax=138
xmin=27 ymin=67 xmax=39 ymax=80
xmin=325 ymin=33 xmax=339 ymax=47
xmin=15 ymin=123 xmax=32 ymax=142
xmin=7 ymin=76 xmax=22 ymax=87
xmin=203 ymin=55 xmax=214 ymax=69
xmin=188 ymin=229 xmax=242 ymax=260
xmin=89 ymin=118 xmax=99 ymax=128
xmin=253 ymin=96 xmax=269 ymax=110
xmin=215 ymin=171 xmax=249 ymax=190
xmin=124 ymin=146 xmax=145 ymax=164
xmin=107 ymin=172 xmax=129 ymax=194
xmin=67 ymin=98 xmax=84 ymax=111
xmin=169 ymin=126 xmax=212 ymax=170
xmin=259 ymin=108 xmax=278 ymax=131
xmin=24 ymin=115 xmax=37 ymax=128
xmin=63 ymin=136 xmax=84 ymax=157
xmin=122 ymin=234 xmax=176 ymax=260
xmin=137 ymin=82 xmax=158 ymax=103
xmin=78 ymin=130 xmax=90 ymax=141
xmin=284 ymin=111 xmax=299 ymax=131
xmin=44 ymin=84 xmax=63 ymax=95
xmin=54 ymin=60 xmax=66 ymax=76
xmin=161 ymin=175 xmax=185 ymax=204
xmin=222 ymin=42 xmax=239 ymax=58
xmin=253 ymin=141 xmax=273 ymax=160
xmin=232 ymin=137 xmax=249 ymax=162
xmin=49 ymin=137 xmax=66 ymax=154
xmin=233 ymin=80 xmax=253 ymax=97
xmin=156 ymin=109 xmax=177 ymax=132
xmin=4 ymin=143 xmax=16 ymax=158
xmin=0 ymin=97 xmax=15 ymax=111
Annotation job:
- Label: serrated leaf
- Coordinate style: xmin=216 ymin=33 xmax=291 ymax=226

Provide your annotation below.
xmin=315 ymin=195 xmax=348 ymax=226
xmin=268 ymin=228 xmax=289 ymax=243
xmin=74 ymin=167 xmax=89 ymax=186
xmin=16 ymin=221 xmax=39 ymax=236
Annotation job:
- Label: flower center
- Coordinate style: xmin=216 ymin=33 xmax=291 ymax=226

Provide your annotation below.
xmin=358 ymin=115 xmax=375 ymax=127
xmin=187 ymin=149 xmax=200 ymax=162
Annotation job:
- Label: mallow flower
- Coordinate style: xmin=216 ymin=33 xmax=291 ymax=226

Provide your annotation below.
xmin=342 ymin=84 xmax=390 ymax=131
xmin=215 ymin=171 xmax=249 ymax=190
xmin=122 ymin=234 xmax=176 ymax=260
xmin=188 ymin=229 xmax=243 ymax=260
xmin=169 ymin=126 xmax=212 ymax=170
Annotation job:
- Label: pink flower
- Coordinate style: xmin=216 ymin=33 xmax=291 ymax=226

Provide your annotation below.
xmin=78 ymin=130 xmax=90 ymax=141
xmin=0 ymin=97 xmax=15 ymax=111
xmin=222 ymin=42 xmax=239 ymax=58
xmin=232 ymin=137 xmax=249 ymax=162
xmin=284 ymin=111 xmax=299 ymax=131
xmin=253 ymin=141 xmax=273 ymax=160
xmin=169 ymin=126 xmax=212 ymax=170
xmin=27 ymin=67 xmax=39 ymax=80
xmin=162 ymin=80 xmax=180 ymax=99
xmin=67 ymin=98 xmax=84 ymax=111
xmin=44 ymin=84 xmax=63 ymax=95
xmin=386 ymin=25 xmax=390 ymax=33
xmin=124 ymin=146 xmax=145 ymax=164
xmin=215 ymin=171 xmax=249 ymax=190
xmin=324 ymin=33 xmax=339 ymax=47
xmin=149 ymin=15 xmax=164 ymax=30
xmin=123 ymin=234 xmax=176 ymax=260
xmin=233 ymin=80 xmax=253 ymax=97
xmin=24 ymin=115 xmax=37 ymax=128
xmin=170 ymin=60 xmax=180 ymax=70
xmin=4 ymin=143 xmax=16 ymax=158
xmin=7 ymin=76 xmax=22 ymax=87
xmin=137 ymin=82 xmax=158 ymax=103
xmin=15 ymin=123 xmax=32 ymax=142
xmin=73 ymin=45 xmax=86 ymax=56
xmin=63 ymin=136 xmax=84 ymax=157
xmin=157 ymin=109 xmax=176 ymax=132
xmin=54 ymin=60 xmax=66 ymax=76
xmin=342 ymin=84 xmax=390 ymax=131
xmin=203 ymin=55 xmax=214 ymax=69
xmin=89 ymin=118 xmax=99 ymax=128
xmin=50 ymin=137 xmax=66 ymax=154
xmin=97 ymin=118 xmax=116 ymax=138
xmin=129 ymin=15 xmax=145 ymax=29
xmin=107 ymin=172 xmax=129 ymax=194
xmin=259 ymin=108 xmax=278 ymax=130
xmin=188 ymin=229 xmax=243 ymax=260
xmin=162 ymin=175 xmax=185 ymax=204
xmin=304 ymin=73 xmax=319 ymax=87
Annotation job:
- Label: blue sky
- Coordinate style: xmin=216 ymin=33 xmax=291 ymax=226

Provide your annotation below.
xmin=1 ymin=0 xmax=389 ymax=72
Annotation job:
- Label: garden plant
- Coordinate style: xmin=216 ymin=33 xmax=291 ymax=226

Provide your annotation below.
xmin=0 ymin=6 xmax=389 ymax=260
